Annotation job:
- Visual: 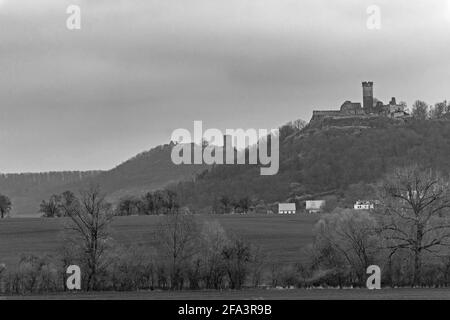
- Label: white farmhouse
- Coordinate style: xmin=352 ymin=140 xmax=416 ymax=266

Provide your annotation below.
xmin=278 ymin=203 xmax=296 ymax=214
xmin=305 ymin=200 xmax=326 ymax=213
xmin=354 ymin=200 xmax=375 ymax=210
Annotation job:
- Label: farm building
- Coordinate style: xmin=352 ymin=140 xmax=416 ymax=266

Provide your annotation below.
xmin=354 ymin=200 xmax=374 ymax=210
xmin=305 ymin=200 xmax=325 ymax=213
xmin=278 ymin=203 xmax=296 ymax=214
xmin=354 ymin=200 xmax=379 ymax=210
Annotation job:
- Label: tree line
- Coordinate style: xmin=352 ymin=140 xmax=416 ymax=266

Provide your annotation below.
xmin=39 ymin=189 xmax=180 ymax=218
xmin=40 ymin=189 xmax=260 ymax=217
xmin=0 ymin=186 xmax=265 ymax=293
xmin=410 ymin=100 xmax=450 ymax=120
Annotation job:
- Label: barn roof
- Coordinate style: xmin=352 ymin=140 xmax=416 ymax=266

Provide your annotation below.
xmin=279 ymin=203 xmax=296 ymax=211
xmin=306 ymin=200 xmax=325 ymax=209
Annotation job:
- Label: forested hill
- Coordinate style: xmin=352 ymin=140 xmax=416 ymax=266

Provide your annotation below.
xmin=71 ymin=143 xmax=209 ymax=200
xmin=171 ymin=117 xmax=450 ymax=211
xmin=5 ymin=116 xmax=450 ymax=216
xmin=1 ymin=144 xmax=207 ymax=217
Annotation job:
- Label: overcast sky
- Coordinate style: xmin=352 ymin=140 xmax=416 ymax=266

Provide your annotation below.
xmin=1 ymin=0 xmax=450 ymax=173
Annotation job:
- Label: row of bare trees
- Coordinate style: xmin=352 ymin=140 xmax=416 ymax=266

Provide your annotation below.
xmin=411 ymin=100 xmax=450 ymax=120
xmin=62 ymin=186 xmax=263 ymax=291
xmin=116 ymin=189 xmax=179 ymax=216
xmin=38 ymin=191 xmax=78 ymax=218
xmin=1 ymin=186 xmax=264 ymax=293
xmin=306 ymin=165 xmax=450 ymax=287
xmin=40 ymin=189 xmax=181 ymax=218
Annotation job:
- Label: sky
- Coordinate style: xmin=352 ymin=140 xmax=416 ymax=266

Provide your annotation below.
xmin=1 ymin=0 xmax=450 ymax=173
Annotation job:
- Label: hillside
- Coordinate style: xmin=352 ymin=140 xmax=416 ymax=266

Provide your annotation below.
xmin=171 ymin=117 xmax=450 ymax=211
xmin=70 ymin=143 xmax=209 ymax=202
xmin=5 ymin=116 xmax=450 ymax=216
xmin=1 ymin=144 xmax=207 ymax=217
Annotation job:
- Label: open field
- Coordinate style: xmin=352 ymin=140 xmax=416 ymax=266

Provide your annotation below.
xmin=0 ymin=214 xmax=320 ymax=266
xmin=4 ymin=288 xmax=450 ymax=300
xmin=4 ymin=215 xmax=450 ymax=300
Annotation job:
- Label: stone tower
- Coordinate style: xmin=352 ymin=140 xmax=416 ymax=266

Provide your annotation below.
xmin=362 ymin=81 xmax=374 ymax=114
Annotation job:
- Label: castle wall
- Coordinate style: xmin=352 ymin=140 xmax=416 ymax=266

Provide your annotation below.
xmin=312 ymin=110 xmax=342 ymax=119
xmin=340 ymin=101 xmax=363 ymax=115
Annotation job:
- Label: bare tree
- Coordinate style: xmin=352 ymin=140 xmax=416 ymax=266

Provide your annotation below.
xmin=292 ymin=119 xmax=307 ymax=131
xmin=0 ymin=263 xmax=6 ymax=291
xmin=64 ymin=185 xmax=115 ymax=291
xmin=39 ymin=194 xmax=62 ymax=218
xmin=313 ymin=209 xmax=379 ymax=286
xmin=430 ymin=101 xmax=448 ymax=119
xmin=411 ymin=100 xmax=429 ymax=120
xmin=0 ymin=194 xmax=12 ymax=219
xmin=155 ymin=211 xmax=199 ymax=290
xmin=378 ymin=165 xmax=450 ymax=286
xmin=199 ymin=220 xmax=229 ymax=289
xmin=116 ymin=196 xmax=141 ymax=216
xmin=222 ymin=238 xmax=253 ymax=289
xmin=60 ymin=191 xmax=77 ymax=217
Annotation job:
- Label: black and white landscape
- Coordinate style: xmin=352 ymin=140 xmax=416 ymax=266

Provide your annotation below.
xmin=2 ymin=0 xmax=450 ymax=301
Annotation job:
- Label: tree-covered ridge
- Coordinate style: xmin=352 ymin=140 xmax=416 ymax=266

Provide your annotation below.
xmin=1 ymin=144 xmax=208 ymax=216
xmin=171 ymin=118 xmax=450 ymax=211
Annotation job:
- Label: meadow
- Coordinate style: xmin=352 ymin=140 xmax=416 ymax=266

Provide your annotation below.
xmin=0 ymin=214 xmax=320 ymax=266
xmin=3 ymin=214 xmax=450 ymax=300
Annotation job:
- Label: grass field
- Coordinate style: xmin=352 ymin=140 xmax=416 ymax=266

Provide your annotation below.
xmin=4 ymin=288 xmax=450 ymax=300
xmin=0 ymin=214 xmax=320 ymax=266
xmin=3 ymin=214 xmax=450 ymax=300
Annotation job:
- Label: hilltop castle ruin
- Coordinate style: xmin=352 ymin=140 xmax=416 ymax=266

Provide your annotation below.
xmin=311 ymin=82 xmax=409 ymax=121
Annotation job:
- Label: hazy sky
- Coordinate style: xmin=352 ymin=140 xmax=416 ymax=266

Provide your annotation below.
xmin=1 ymin=0 xmax=450 ymax=173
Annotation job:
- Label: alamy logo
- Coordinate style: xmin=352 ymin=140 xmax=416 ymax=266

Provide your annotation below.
xmin=66 ymin=5 xmax=81 ymax=30
xmin=171 ymin=121 xmax=279 ymax=175
xmin=66 ymin=265 xmax=81 ymax=290
xmin=366 ymin=5 xmax=381 ymax=30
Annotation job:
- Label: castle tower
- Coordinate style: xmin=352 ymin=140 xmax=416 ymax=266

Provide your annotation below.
xmin=362 ymin=81 xmax=374 ymax=114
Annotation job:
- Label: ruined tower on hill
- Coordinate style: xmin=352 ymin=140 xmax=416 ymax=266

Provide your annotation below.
xmin=310 ymin=81 xmax=409 ymax=122
xmin=362 ymin=81 xmax=374 ymax=114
